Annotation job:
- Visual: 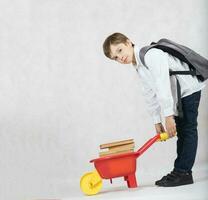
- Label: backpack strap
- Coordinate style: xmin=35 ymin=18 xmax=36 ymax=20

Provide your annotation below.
xmin=169 ymin=70 xmax=196 ymax=76
xmin=176 ymin=79 xmax=183 ymax=119
xmin=139 ymin=45 xmax=155 ymax=68
xmin=140 ymin=42 xmax=203 ymax=80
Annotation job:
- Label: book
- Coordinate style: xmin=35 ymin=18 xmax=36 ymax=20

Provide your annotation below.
xmin=99 ymin=149 xmax=134 ymax=157
xmin=108 ymin=143 xmax=134 ymax=152
xmin=100 ymin=139 xmax=134 ymax=149
xmin=99 ymin=138 xmax=135 ymax=157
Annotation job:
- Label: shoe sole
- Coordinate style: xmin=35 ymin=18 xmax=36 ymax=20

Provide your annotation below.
xmin=157 ymin=180 xmax=194 ymax=187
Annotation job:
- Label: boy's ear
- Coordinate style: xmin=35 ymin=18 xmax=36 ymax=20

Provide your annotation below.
xmin=126 ymin=39 xmax=132 ymax=46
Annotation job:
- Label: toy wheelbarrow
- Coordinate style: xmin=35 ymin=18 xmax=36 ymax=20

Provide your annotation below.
xmin=80 ymin=133 xmax=169 ymax=195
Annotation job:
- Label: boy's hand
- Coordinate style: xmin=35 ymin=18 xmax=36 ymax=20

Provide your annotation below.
xmin=165 ymin=115 xmax=176 ymax=138
xmin=155 ymin=123 xmax=165 ymax=133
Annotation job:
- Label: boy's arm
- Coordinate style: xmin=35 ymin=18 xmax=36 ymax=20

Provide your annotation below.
xmin=144 ymin=48 xmax=174 ymax=117
xmin=141 ymin=80 xmax=171 ymax=134
xmin=140 ymin=80 xmax=162 ymax=125
xmin=144 ymin=48 xmax=176 ymax=137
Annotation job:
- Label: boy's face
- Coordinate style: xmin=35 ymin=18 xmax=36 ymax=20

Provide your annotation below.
xmin=109 ymin=40 xmax=134 ymax=64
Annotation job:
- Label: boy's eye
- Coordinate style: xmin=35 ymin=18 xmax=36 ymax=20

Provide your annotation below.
xmin=119 ymin=49 xmax=122 ymax=52
xmin=115 ymin=56 xmax=118 ymax=60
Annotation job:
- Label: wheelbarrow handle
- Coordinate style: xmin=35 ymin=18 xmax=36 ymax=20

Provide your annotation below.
xmin=135 ymin=133 xmax=169 ymax=158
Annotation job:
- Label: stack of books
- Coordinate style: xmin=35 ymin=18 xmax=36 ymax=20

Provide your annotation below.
xmin=99 ymin=139 xmax=135 ymax=157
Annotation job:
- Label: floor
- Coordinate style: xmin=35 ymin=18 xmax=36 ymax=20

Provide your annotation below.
xmin=63 ymin=163 xmax=208 ymax=200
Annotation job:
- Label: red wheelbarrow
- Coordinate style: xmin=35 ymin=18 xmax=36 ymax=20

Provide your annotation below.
xmin=80 ymin=133 xmax=169 ymax=195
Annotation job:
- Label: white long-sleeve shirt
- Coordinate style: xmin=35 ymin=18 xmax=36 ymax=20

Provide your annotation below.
xmin=134 ymin=45 xmax=206 ymax=124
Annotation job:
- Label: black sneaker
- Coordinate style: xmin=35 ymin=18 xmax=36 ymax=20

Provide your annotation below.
xmin=155 ymin=170 xmax=193 ymax=187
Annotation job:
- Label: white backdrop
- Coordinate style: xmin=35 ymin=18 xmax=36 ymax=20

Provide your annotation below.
xmin=0 ymin=0 xmax=207 ymax=199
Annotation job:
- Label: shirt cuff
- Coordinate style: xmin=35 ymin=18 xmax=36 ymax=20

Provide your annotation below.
xmin=163 ymin=107 xmax=174 ymax=117
xmin=153 ymin=115 xmax=162 ymax=124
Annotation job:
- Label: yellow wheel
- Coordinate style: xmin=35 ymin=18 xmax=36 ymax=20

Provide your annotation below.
xmin=80 ymin=170 xmax=103 ymax=195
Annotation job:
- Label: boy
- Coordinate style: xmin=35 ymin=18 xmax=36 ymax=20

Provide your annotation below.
xmin=102 ymin=33 xmax=206 ymax=187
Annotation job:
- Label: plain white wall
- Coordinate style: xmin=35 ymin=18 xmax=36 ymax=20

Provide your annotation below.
xmin=0 ymin=0 xmax=207 ymax=199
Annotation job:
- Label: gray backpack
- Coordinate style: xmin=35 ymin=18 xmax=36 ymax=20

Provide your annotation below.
xmin=139 ymin=38 xmax=208 ymax=81
xmin=139 ymin=38 xmax=208 ymax=118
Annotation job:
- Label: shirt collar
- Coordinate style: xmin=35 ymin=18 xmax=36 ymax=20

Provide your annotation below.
xmin=133 ymin=45 xmax=143 ymax=70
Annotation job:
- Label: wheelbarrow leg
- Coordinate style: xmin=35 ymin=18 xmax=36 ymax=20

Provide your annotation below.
xmin=124 ymin=173 xmax=138 ymax=188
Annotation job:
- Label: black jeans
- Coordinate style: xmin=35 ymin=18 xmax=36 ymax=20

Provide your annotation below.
xmin=174 ymin=91 xmax=201 ymax=173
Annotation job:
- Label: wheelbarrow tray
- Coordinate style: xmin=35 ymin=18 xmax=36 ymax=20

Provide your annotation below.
xmin=90 ymin=151 xmax=138 ymax=179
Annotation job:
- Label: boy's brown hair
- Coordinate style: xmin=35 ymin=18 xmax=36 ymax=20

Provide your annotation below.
xmin=103 ymin=32 xmax=129 ymax=59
